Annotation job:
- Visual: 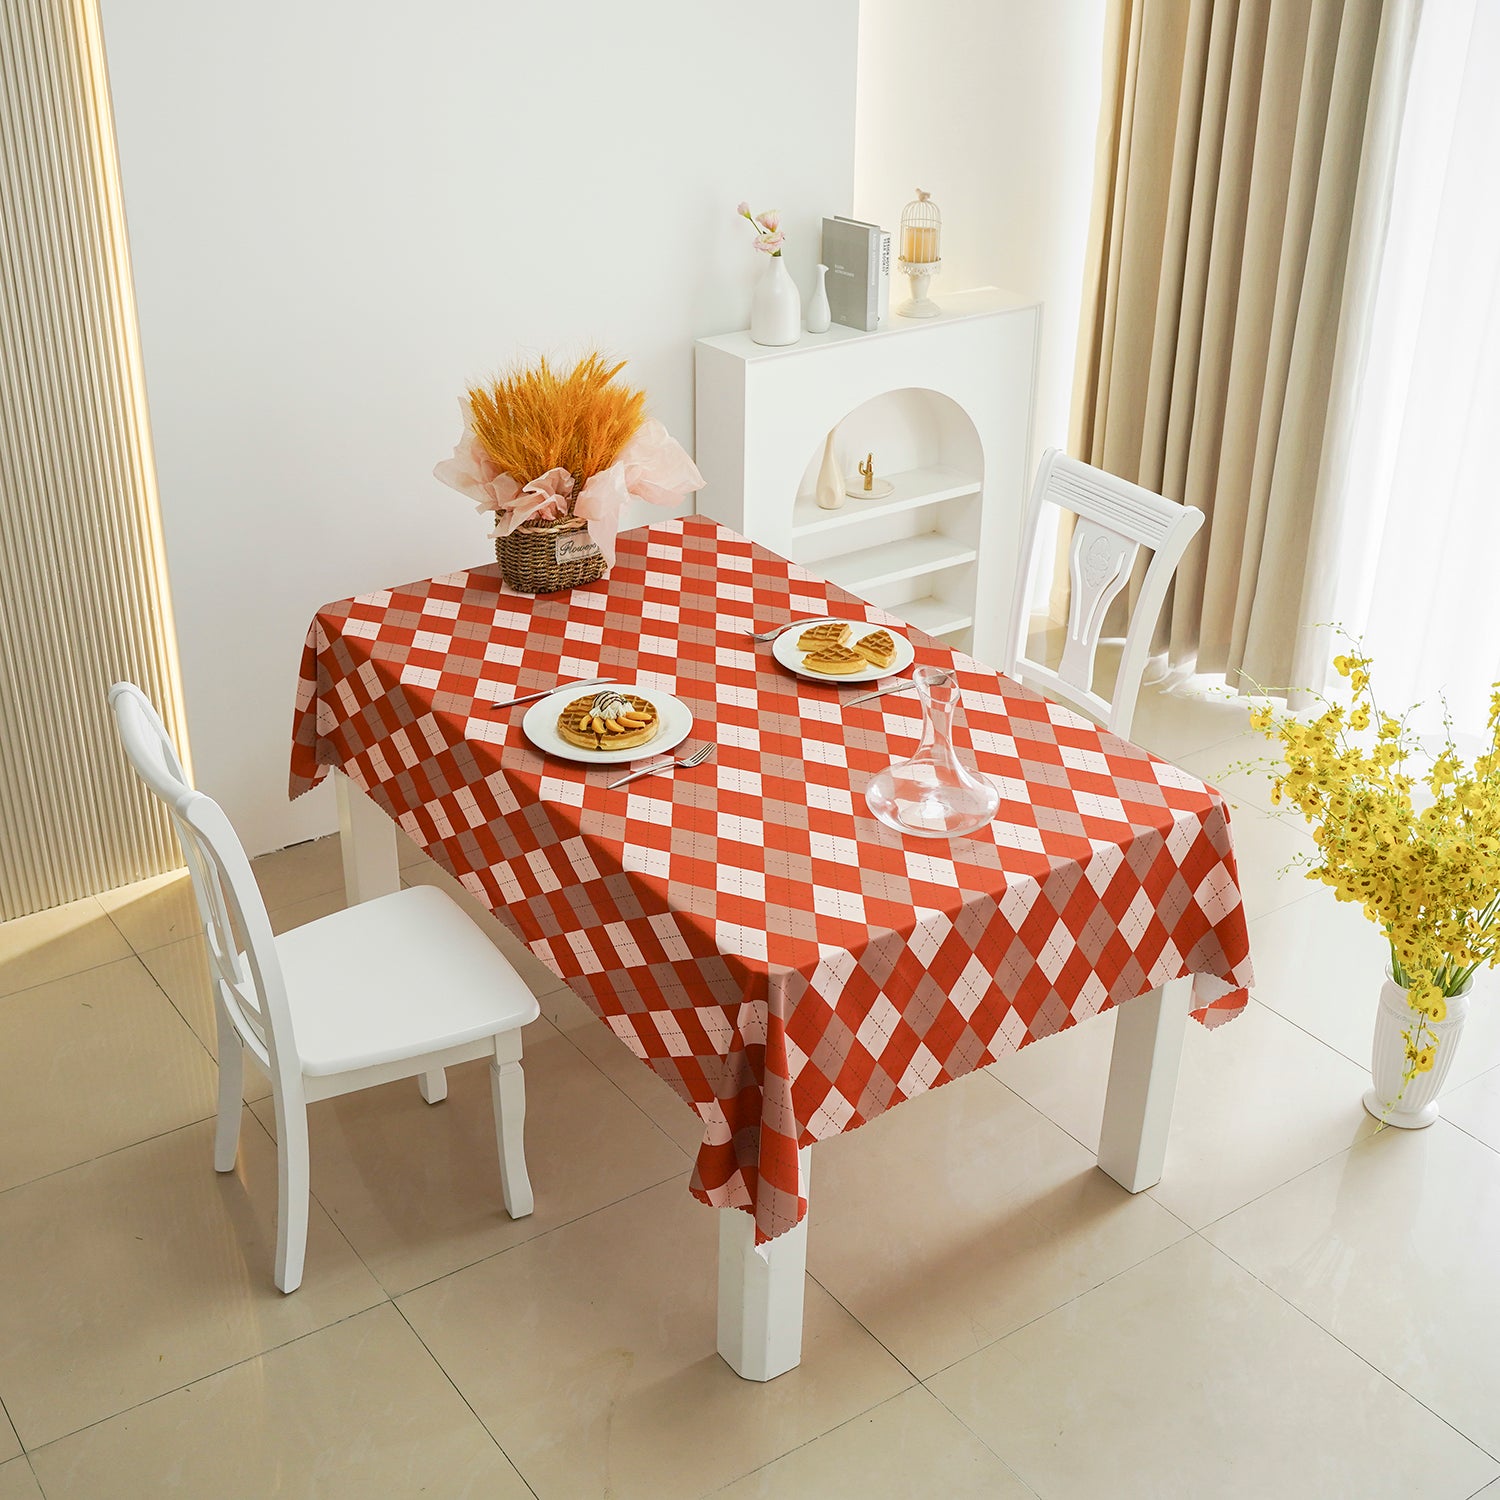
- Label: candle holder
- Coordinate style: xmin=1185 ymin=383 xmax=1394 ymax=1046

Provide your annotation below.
xmin=897 ymin=188 xmax=942 ymax=319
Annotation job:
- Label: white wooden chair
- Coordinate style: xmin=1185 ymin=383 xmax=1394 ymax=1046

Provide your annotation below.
xmin=108 ymin=681 xmax=539 ymax=1293
xmin=1002 ymin=449 xmax=1205 ymax=740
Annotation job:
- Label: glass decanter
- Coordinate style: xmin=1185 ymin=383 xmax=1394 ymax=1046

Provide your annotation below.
xmin=865 ymin=665 xmax=1000 ymax=838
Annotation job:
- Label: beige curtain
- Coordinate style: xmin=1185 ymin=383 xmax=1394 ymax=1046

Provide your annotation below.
xmin=1070 ymin=0 xmax=1420 ymax=694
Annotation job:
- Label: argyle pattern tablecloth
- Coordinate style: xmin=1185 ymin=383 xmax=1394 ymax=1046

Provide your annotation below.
xmin=291 ymin=514 xmax=1253 ymax=1242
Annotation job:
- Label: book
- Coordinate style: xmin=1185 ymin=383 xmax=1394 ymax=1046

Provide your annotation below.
xmin=876 ymin=226 xmax=892 ymax=325
xmin=822 ymin=216 xmax=879 ymax=331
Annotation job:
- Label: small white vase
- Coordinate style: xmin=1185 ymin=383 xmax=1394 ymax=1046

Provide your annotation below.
xmin=750 ymin=254 xmax=801 ymax=346
xmin=814 ymin=430 xmax=844 ymax=510
xmin=1363 ymin=973 xmax=1472 ymax=1128
xmin=806 ymin=263 xmax=831 ymax=333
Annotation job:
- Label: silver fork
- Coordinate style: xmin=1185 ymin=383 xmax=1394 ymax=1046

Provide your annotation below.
xmin=744 ymin=616 xmax=841 ymax=643
xmin=606 ymin=742 xmax=716 ymax=790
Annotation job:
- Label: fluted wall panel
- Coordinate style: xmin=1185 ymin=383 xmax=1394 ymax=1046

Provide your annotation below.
xmin=0 ymin=0 xmax=188 ymax=920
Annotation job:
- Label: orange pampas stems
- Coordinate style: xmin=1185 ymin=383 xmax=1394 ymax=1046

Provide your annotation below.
xmin=466 ymin=352 xmax=646 ymax=496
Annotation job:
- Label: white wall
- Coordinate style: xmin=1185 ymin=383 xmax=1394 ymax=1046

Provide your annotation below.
xmin=102 ymin=0 xmax=858 ymax=854
xmin=854 ymin=0 xmax=1107 ymax=466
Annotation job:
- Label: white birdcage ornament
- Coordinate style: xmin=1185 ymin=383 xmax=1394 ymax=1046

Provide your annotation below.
xmin=897 ymin=189 xmax=942 ymax=318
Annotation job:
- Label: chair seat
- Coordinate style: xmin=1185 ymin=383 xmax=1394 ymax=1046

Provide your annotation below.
xmin=273 ymin=884 xmax=541 ymax=1076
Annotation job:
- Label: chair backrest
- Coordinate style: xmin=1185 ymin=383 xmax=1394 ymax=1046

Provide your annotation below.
xmin=108 ymin=682 xmax=297 ymax=1085
xmin=1002 ymin=449 xmax=1205 ymax=739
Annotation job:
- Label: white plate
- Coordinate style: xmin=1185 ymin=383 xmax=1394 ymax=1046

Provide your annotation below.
xmin=772 ymin=621 xmax=915 ymax=684
xmin=522 ymin=684 xmax=694 ymax=766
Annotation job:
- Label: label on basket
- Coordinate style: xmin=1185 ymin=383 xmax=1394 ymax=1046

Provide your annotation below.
xmin=555 ymin=530 xmax=603 ymax=566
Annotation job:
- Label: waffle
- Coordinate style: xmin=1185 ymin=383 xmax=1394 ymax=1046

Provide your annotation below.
xmin=802 ymin=644 xmax=867 ymax=676
xmin=853 ymin=629 xmax=897 ymax=670
xmin=557 ymin=691 xmax=660 ymax=751
xmin=797 ymin=621 xmax=852 ymax=651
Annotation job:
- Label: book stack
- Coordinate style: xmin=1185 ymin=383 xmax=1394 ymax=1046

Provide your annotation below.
xmin=821 ymin=216 xmax=892 ymax=332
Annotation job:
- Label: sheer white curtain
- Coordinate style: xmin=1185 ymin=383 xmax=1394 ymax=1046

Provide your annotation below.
xmin=1335 ymin=0 xmax=1500 ymax=733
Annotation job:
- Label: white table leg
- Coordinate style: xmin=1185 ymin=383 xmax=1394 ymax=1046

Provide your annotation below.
xmin=717 ymin=1146 xmax=810 ymax=1381
xmin=1098 ymin=976 xmax=1191 ymax=1193
xmin=335 ymin=770 xmax=399 ymax=904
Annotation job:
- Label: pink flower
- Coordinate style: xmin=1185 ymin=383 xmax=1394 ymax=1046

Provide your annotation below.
xmin=758 ymin=209 xmax=781 ymax=232
xmin=736 ymin=200 xmax=751 ymax=218
xmin=753 ymin=231 xmax=785 ymax=254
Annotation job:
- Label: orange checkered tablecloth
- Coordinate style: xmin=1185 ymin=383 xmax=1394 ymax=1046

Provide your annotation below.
xmin=291 ymin=515 xmax=1254 ymax=1243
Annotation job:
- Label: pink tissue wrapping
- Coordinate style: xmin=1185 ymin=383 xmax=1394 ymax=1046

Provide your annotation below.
xmin=432 ymin=414 xmax=703 ymax=569
xmin=573 ymin=420 xmax=704 ymax=567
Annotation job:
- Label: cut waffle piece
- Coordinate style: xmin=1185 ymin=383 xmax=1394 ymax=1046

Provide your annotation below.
xmin=556 ymin=692 xmax=660 ymax=751
xmin=853 ymin=629 xmax=897 ymax=670
xmin=802 ymin=644 xmax=867 ymax=676
xmin=797 ymin=621 xmax=852 ymax=651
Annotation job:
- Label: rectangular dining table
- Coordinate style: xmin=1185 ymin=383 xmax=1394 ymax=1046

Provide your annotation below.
xmin=290 ymin=513 xmax=1254 ymax=1380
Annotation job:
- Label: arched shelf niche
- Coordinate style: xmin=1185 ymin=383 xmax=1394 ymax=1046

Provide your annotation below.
xmin=694 ymin=287 xmax=1042 ymax=668
xmin=791 ymin=388 xmax=983 ymax=650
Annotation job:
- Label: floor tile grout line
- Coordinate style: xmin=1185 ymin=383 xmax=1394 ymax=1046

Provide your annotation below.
xmin=0 ymin=997 xmax=686 ymax=1298
xmin=699 ymin=1386 xmax=984 ymax=1499
xmin=550 ymin=1015 xmax=704 ymax=1167
xmin=916 ymin=1230 xmax=1206 ymax=1388
xmin=918 ymin=1225 xmax=1500 ymax=1493
xmin=938 ymin=1226 xmax=1205 ymax=1390
xmin=236 ymin=1107 xmax=398 ymax=1300
xmin=802 ymin=1268 xmax=923 ymax=1387
xmin=917 ymin=1374 xmax=1046 ymax=1498
xmin=389 ymin=1300 xmax=542 ymax=1500
xmin=16 ymin=1301 xmax=392 ymax=1463
xmin=1205 ymin=1227 xmax=1500 ymax=1467
xmin=1440 ymin=1111 xmax=1500 ymax=1160
xmin=1184 ymin=1118 xmax=1439 ymax=1239
xmin=0 ymin=1094 xmax=682 ymax=1461
xmin=102 ymin=861 xmax=352 ymax=962
xmin=0 ymin=947 xmax=133 ymax=1007
xmin=390 ymin=1164 xmax=691 ymax=1303
xmin=0 ymin=1393 xmax=18 ymax=1462
xmin=0 ymin=1106 xmax=227 ymax=1203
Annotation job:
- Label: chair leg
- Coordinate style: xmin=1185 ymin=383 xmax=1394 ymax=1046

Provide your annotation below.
xmin=273 ymin=1097 xmax=311 ymax=1294
xmin=418 ymin=1067 xmax=447 ymax=1103
xmin=212 ymin=999 xmax=244 ymax=1173
xmin=490 ymin=1031 xmax=533 ymax=1219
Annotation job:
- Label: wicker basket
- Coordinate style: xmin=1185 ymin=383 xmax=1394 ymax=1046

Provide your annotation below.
xmin=495 ymin=513 xmax=605 ymax=594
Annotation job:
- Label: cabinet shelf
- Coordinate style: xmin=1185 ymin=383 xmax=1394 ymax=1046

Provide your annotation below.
xmin=821 ymin=533 xmax=978 ymax=594
xmin=895 ymin=596 xmax=975 ymax=638
xmin=791 ymin=465 xmax=980 ymax=539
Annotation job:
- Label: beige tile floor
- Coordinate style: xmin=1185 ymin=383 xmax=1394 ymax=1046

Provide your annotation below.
xmin=3 ymin=679 xmax=1500 ymax=1497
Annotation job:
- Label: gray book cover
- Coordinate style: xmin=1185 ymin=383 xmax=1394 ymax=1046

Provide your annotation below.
xmin=822 ymin=216 xmax=878 ymax=332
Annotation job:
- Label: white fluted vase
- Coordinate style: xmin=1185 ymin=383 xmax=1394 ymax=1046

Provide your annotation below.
xmin=750 ymin=254 xmax=801 ymax=346
xmin=1363 ymin=974 xmax=1471 ymax=1128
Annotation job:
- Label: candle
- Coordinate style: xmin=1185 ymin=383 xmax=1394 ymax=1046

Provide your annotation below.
xmin=902 ymin=224 xmax=938 ymax=263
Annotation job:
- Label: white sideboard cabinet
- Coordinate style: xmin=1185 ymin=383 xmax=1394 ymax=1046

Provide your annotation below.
xmin=694 ymin=288 xmax=1040 ymax=667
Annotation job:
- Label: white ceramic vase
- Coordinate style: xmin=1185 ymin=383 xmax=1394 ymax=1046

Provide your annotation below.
xmin=814 ymin=429 xmax=844 ymax=510
xmin=806 ymin=263 xmax=831 ymax=333
xmin=751 ymin=254 xmax=801 ymax=346
xmin=1363 ymin=973 xmax=1472 ymax=1128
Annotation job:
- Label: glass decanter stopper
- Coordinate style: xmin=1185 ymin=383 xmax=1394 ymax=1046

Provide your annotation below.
xmin=865 ymin=665 xmax=1000 ymax=838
